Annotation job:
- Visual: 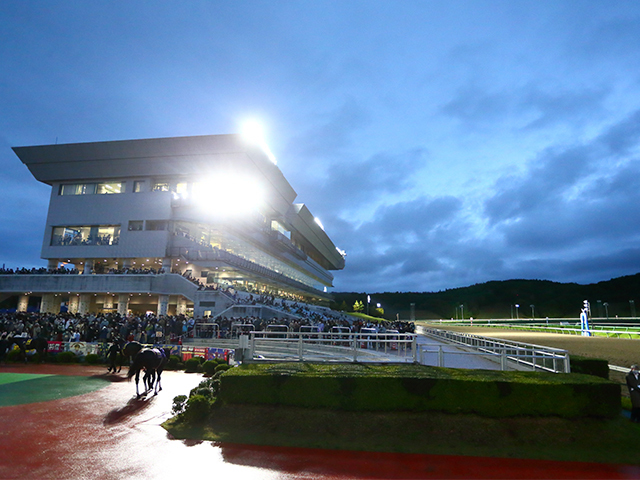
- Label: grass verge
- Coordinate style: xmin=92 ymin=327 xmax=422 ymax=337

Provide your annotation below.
xmin=164 ymin=404 xmax=640 ymax=464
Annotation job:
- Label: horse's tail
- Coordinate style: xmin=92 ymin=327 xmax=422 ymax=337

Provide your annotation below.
xmin=127 ymin=355 xmax=140 ymax=380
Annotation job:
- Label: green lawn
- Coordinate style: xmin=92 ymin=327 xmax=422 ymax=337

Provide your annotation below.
xmin=165 ymin=404 xmax=640 ymax=464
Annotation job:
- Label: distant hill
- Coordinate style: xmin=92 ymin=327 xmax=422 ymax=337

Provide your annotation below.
xmin=331 ymin=273 xmax=640 ymax=321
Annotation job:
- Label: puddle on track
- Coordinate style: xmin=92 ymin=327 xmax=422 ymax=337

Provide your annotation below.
xmin=0 ymin=365 xmax=638 ymax=479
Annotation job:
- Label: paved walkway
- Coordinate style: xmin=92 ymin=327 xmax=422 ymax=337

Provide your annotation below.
xmin=415 ymin=334 xmax=504 ymax=369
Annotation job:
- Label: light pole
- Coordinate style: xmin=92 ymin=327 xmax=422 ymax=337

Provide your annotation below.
xmin=515 ymin=304 xmax=520 ymax=320
xmin=630 ymin=300 xmax=636 ymax=319
xmin=460 ymin=304 xmax=464 ymax=321
xmin=603 ymin=302 xmax=609 ymax=321
xmin=530 ymin=304 xmax=535 ymax=320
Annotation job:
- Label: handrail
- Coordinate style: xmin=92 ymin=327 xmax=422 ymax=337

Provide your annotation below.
xmin=246 ymin=331 xmax=418 ymax=363
xmin=418 ymin=326 xmax=570 ymax=373
xmin=430 ymin=322 xmax=640 ymax=339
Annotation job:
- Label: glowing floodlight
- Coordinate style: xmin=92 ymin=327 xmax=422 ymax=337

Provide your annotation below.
xmin=192 ymin=173 xmax=264 ymax=217
xmin=241 ymin=120 xmax=277 ymax=165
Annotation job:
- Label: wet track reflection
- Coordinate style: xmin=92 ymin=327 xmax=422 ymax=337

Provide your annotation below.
xmin=1 ymin=364 xmax=638 ymax=479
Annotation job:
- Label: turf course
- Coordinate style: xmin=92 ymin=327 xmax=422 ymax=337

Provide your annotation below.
xmin=0 ymin=373 xmax=109 ymax=407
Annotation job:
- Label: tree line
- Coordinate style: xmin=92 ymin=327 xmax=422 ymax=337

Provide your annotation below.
xmin=330 ymin=273 xmax=640 ymax=321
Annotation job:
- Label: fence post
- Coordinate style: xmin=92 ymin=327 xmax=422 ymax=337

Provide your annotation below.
xmin=532 ymin=350 xmax=536 ymax=371
xmin=500 ymin=349 xmax=507 ymax=370
xmin=298 ymin=334 xmax=303 ymax=361
xmin=412 ymin=336 xmax=418 ymax=363
xmin=564 ymin=354 xmax=571 ymax=373
xmin=353 ymin=335 xmax=358 ymax=362
xmin=438 ymin=345 xmax=444 ymax=367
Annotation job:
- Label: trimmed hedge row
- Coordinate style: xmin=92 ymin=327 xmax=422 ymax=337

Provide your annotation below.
xmin=219 ymin=363 xmax=620 ymax=418
xmin=570 ymin=355 xmax=610 ymax=379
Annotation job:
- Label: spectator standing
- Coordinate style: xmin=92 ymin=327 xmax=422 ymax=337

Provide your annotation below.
xmin=626 ymin=365 xmax=640 ymax=422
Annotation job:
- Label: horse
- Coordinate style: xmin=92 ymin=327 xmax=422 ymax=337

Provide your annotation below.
xmin=127 ymin=347 xmax=169 ymax=398
xmin=121 ymin=341 xmax=143 ymax=369
xmin=11 ymin=336 xmax=48 ymax=363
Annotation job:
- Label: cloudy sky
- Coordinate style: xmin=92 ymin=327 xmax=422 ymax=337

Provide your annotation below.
xmin=1 ymin=1 xmax=640 ymax=293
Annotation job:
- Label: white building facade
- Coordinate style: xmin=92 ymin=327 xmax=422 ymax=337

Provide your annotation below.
xmin=2 ymin=134 xmax=345 ymax=318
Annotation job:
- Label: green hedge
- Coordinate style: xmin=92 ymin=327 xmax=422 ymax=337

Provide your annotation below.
xmin=570 ymin=355 xmax=610 ymax=379
xmin=219 ymin=363 xmax=620 ymax=418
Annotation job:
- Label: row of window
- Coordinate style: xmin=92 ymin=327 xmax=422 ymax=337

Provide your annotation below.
xmin=58 ymin=181 xmax=185 ymax=195
xmin=128 ymin=220 xmax=168 ymax=231
xmin=51 ymin=226 xmax=121 ymax=247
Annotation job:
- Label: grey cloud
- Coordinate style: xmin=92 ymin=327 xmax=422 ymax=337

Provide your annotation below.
xmin=439 ymin=87 xmax=511 ymax=125
xmin=286 ymin=98 xmax=371 ymax=160
xmin=441 ymin=84 xmax=609 ymax=132
xmin=484 ymin=144 xmax=595 ymax=224
xmin=362 ymin=196 xmax=463 ymax=240
xmin=485 ymin=109 xmax=640 ymax=226
xmin=521 ymin=87 xmax=608 ymax=130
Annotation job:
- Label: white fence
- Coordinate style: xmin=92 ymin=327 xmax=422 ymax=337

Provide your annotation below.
xmin=419 ymin=326 xmax=571 ymax=373
xmin=246 ymin=330 xmax=418 ymax=363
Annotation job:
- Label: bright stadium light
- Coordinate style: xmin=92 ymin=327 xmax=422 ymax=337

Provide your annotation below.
xmin=241 ymin=120 xmax=277 ymax=165
xmin=192 ymin=173 xmax=264 ymax=218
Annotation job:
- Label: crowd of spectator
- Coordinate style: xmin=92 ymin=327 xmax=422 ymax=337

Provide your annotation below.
xmin=0 ymin=266 xmax=80 ymax=275
xmin=0 ymin=311 xmax=194 ymax=345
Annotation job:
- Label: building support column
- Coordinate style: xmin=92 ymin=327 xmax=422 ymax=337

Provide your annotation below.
xmin=118 ymin=294 xmax=129 ymax=316
xmin=47 ymin=259 xmax=59 ymax=270
xmin=40 ymin=294 xmax=58 ymax=314
xmin=162 ymin=258 xmax=172 ymax=273
xmin=68 ymin=295 xmax=80 ymax=314
xmin=78 ymin=294 xmax=91 ymax=315
xmin=17 ymin=295 xmax=29 ymax=312
xmin=157 ymin=294 xmax=169 ymax=317
xmin=176 ymin=297 xmax=187 ymax=316
xmin=83 ymin=260 xmax=94 ymax=275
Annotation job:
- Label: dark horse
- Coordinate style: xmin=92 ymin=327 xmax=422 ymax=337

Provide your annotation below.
xmin=11 ymin=336 xmax=49 ymax=362
xmin=121 ymin=341 xmax=143 ymax=367
xmin=127 ymin=347 xmax=169 ymax=398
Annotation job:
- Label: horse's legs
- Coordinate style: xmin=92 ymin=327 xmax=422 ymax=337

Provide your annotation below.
xmin=155 ymin=371 xmax=162 ymax=395
xmin=135 ymin=369 xmax=141 ymax=398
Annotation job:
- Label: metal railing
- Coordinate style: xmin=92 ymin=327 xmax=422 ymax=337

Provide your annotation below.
xmin=245 ymin=331 xmax=418 ymax=363
xmin=423 ymin=320 xmax=640 ymax=338
xmin=419 ymin=326 xmax=571 ymax=373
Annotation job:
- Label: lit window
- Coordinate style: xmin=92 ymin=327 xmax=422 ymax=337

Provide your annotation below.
xmin=51 ymin=225 xmax=120 ymax=246
xmin=96 ymin=182 xmax=122 ymax=194
xmin=175 ymin=182 xmax=188 ymax=194
xmin=133 ymin=181 xmax=144 ymax=193
xmin=59 ymin=183 xmax=96 ymax=195
xmin=152 ymin=182 xmax=170 ymax=192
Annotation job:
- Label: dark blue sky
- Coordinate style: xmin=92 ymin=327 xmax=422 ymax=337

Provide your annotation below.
xmin=2 ymin=1 xmax=640 ymax=293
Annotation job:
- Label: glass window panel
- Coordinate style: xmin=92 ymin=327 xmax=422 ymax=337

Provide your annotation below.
xmin=81 ymin=184 xmax=96 ymax=195
xmin=133 ymin=181 xmax=144 ymax=193
xmin=96 ymin=182 xmax=122 ymax=194
xmin=152 ymin=182 xmax=170 ymax=192
xmin=128 ymin=221 xmax=143 ymax=231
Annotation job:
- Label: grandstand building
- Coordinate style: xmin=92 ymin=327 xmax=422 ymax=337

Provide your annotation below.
xmin=1 ymin=134 xmax=346 ymax=318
